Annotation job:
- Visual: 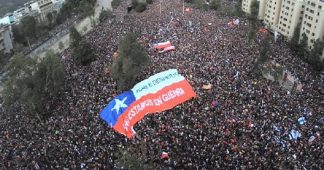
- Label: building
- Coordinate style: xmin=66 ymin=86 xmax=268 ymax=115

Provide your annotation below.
xmin=13 ymin=7 xmax=31 ymax=23
xmin=264 ymin=0 xmax=283 ymax=30
xmin=242 ymin=0 xmax=252 ymax=14
xmin=241 ymin=0 xmax=267 ymax=20
xmin=258 ymin=0 xmax=267 ymax=20
xmin=300 ymin=0 xmax=324 ymax=48
xmin=0 ymin=14 xmax=16 ymax=25
xmin=277 ymin=0 xmax=305 ymax=39
xmin=0 ymin=25 xmax=14 ymax=53
xmin=10 ymin=1 xmax=40 ymax=24
xmin=52 ymin=0 xmax=65 ymax=12
xmin=31 ymin=0 xmax=54 ymax=22
xmin=242 ymin=0 xmax=324 ymax=59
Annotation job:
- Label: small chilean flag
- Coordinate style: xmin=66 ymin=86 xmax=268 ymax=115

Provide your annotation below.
xmin=161 ymin=152 xmax=169 ymax=159
xmin=154 ymin=41 xmax=172 ymax=50
xmin=159 ymin=46 xmax=176 ymax=53
xmin=185 ymin=7 xmax=192 ymax=13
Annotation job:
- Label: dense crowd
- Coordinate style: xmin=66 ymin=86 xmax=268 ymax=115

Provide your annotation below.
xmin=1 ymin=0 xmax=323 ymax=169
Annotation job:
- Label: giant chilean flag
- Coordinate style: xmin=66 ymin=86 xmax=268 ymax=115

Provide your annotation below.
xmin=100 ymin=69 xmax=196 ymax=138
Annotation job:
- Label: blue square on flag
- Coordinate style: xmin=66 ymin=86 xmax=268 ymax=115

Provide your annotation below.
xmin=100 ymin=91 xmax=135 ymax=126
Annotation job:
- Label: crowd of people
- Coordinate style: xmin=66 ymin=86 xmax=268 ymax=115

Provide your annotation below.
xmin=1 ymin=0 xmax=323 ymax=169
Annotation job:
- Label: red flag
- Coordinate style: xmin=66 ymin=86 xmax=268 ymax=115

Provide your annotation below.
xmin=185 ymin=7 xmax=192 ymax=13
xmin=161 ymin=152 xmax=169 ymax=159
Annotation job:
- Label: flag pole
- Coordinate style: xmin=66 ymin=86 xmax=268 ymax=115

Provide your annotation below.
xmin=160 ymin=0 xmax=162 ymax=16
xmin=182 ymin=0 xmax=184 ymax=15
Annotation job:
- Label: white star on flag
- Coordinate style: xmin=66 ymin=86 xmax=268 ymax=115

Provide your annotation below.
xmin=111 ymin=97 xmax=128 ymax=114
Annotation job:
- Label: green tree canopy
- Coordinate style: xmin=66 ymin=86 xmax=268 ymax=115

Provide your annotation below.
xmin=235 ymin=0 xmax=243 ymax=17
xmin=99 ymin=8 xmax=114 ymax=23
xmin=59 ymin=41 xmax=64 ymax=50
xmin=299 ymin=33 xmax=309 ymax=59
xmin=111 ymin=33 xmax=150 ymax=90
xmin=250 ymin=0 xmax=259 ymax=19
xmin=69 ymin=27 xmax=94 ymax=65
xmin=308 ymin=39 xmax=324 ymax=71
xmin=2 ymin=51 xmax=64 ymax=121
xmin=79 ymin=0 xmax=95 ymax=18
xmin=46 ymin=12 xmax=54 ymax=26
xmin=247 ymin=0 xmax=259 ymax=41
xmin=210 ymin=0 xmax=221 ymax=10
xmin=73 ymin=39 xmax=94 ymax=65
xmin=12 ymin=25 xmax=27 ymax=46
xmin=194 ymin=0 xmax=208 ymax=10
xmin=253 ymin=35 xmax=271 ymax=72
xmin=111 ymin=0 xmax=121 ymax=9
xmin=134 ymin=2 xmax=147 ymax=12
xmin=20 ymin=16 xmax=38 ymax=39
xmin=132 ymin=0 xmax=148 ymax=12
xmin=259 ymin=35 xmax=272 ymax=64
xmin=55 ymin=0 xmax=97 ymax=24
xmin=289 ymin=23 xmax=301 ymax=52
xmin=146 ymin=0 xmax=153 ymax=4
xmin=69 ymin=26 xmax=82 ymax=48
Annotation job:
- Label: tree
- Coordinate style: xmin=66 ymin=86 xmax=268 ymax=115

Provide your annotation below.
xmin=250 ymin=0 xmax=259 ymax=19
xmin=132 ymin=0 xmax=139 ymax=7
xmin=259 ymin=35 xmax=271 ymax=64
xmin=289 ymin=24 xmax=310 ymax=60
xmin=2 ymin=53 xmax=34 ymax=109
xmin=146 ymin=0 xmax=153 ymax=4
xmin=299 ymin=33 xmax=309 ymax=59
xmin=99 ymin=8 xmax=113 ymax=23
xmin=32 ymin=51 xmax=65 ymax=110
xmin=111 ymin=33 xmax=149 ymax=90
xmin=194 ymin=0 xmax=208 ymax=10
xmin=248 ymin=29 xmax=257 ymax=41
xmin=55 ymin=0 xmax=97 ymax=25
xmin=0 ymin=51 xmax=10 ymax=73
xmin=308 ymin=39 xmax=324 ymax=71
xmin=79 ymin=0 xmax=96 ymax=26
xmin=234 ymin=0 xmax=244 ymax=17
xmin=46 ymin=12 xmax=54 ymax=26
xmin=83 ymin=26 xmax=88 ymax=33
xmin=12 ymin=25 xmax=27 ymax=46
xmin=134 ymin=2 xmax=147 ymax=12
xmin=115 ymin=144 xmax=154 ymax=169
xmin=289 ymin=23 xmax=301 ymax=51
xmin=79 ymin=0 xmax=95 ymax=18
xmin=59 ymin=41 xmax=64 ymax=50
xmin=20 ymin=16 xmax=38 ymax=42
xmin=210 ymin=0 xmax=221 ymax=10
xmin=17 ymin=15 xmax=51 ymax=46
xmin=69 ymin=27 xmax=94 ymax=65
xmin=2 ymin=51 xmax=64 ymax=121
xmin=111 ymin=0 xmax=121 ymax=9
xmin=14 ymin=43 xmax=25 ymax=53
xmin=248 ymin=0 xmax=259 ymax=41
xmin=69 ymin=26 xmax=82 ymax=48
xmin=253 ymin=35 xmax=271 ymax=72
xmin=55 ymin=2 xmax=73 ymax=24
xmin=73 ymin=39 xmax=94 ymax=65
xmin=132 ymin=0 xmax=148 ymax=12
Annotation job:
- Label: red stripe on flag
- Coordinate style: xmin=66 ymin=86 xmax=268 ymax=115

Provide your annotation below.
xmin=113 ymin=80 xmax=196 ymax=138
xmin=154 ymin=41 xmax=172 ymax=50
